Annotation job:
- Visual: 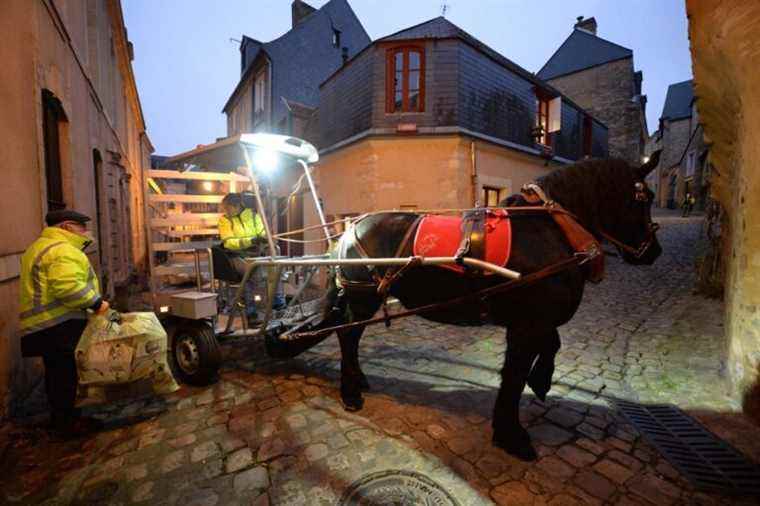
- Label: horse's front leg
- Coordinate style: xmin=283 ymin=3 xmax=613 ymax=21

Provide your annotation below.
xmin=337 ymin=326 xmax=366 ymax=411
xmin=527 ymin=328 xmax=561 ymax=401
xmin=336 ymin=297 xmax=380 ymax=411
xmin=492 ymin=325 xmax=539 ymax=461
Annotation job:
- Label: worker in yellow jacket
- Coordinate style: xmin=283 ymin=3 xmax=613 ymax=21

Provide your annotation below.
xmin=19 ymin=210 xmax=110 ymax=435
xmin=219 ymin=192 xmax=267 ymax=251
xmin=219 ymin=193 xmax=284 ymax=322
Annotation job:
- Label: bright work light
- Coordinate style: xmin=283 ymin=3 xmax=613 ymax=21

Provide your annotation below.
xmin=252 ymin=148 xmax=279 ymax=174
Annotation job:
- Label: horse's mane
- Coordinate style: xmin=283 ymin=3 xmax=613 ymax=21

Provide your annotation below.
xmin=537 ymin=158 xmax=636 ymax=233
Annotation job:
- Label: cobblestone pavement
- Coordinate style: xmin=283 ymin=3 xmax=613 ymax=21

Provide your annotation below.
xmin=2 ymin=213 xmax=760 ymax=505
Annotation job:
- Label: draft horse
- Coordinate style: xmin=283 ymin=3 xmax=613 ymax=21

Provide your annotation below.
xmin=321 ymin=153 xmax=661 ymax=461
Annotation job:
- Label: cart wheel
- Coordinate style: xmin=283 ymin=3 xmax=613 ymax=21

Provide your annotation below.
xmin=170 ymin=321 xmax=221 ymax=386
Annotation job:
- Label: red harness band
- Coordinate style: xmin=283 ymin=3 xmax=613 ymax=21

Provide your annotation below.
xmin=413 ymin=210 xmax=511 ymax=274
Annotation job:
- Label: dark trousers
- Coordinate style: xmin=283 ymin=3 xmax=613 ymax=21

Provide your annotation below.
xmin=21 ymin=318 xmax=87 ymax=421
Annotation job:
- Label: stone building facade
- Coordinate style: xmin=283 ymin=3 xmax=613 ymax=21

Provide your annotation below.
xmin=687 ymin=0 xmax=760 ymax=422
xmin=675 ymin=105 xmax=710 ymax=211
xmin=650 ymin=80 xmax=698 ymax=208
xmin=538 ymin=17 xmax=648 ymax=167
xmin=0 ymin=0 xmax=153 ymax=419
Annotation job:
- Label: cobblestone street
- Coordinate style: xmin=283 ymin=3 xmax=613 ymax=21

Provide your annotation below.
xmin=2 ymin=213 xmax=760 ymax=505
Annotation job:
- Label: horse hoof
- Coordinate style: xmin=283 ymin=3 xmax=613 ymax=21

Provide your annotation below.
xmin=527 ymin=377 xmax=550 ymax=402
xmin=492 ymin=435 xmax=538 ymax=462
xmin=530 ymin=387 xmax=548 ymax=402
xmin=341 ymin=396 xmax=364 ymax=412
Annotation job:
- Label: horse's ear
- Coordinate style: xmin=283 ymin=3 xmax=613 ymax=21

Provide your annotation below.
xmin=638 ymin=150 xmax=661 ymax=178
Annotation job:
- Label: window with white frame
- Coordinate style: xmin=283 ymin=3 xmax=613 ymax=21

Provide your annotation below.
xmin=534 ymin=91 xmax=562 ymax=145
xmin=686 ymin=151 xmax=696 ymax=178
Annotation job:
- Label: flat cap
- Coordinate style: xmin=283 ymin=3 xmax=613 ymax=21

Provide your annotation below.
xmin=45 ymin=209 xmax=92 ymax=226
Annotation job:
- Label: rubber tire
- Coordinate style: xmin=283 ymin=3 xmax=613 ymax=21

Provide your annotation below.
xmin=169 ymin=321 xmax=221 ymax=386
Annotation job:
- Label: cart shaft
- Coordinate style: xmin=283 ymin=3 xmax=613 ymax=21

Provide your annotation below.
xmin=245 ymin=256 xmax=521 ymax=280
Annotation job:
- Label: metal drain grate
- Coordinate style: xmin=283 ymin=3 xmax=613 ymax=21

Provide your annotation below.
xmin=616 ymin=401 xmax=760 ymax=495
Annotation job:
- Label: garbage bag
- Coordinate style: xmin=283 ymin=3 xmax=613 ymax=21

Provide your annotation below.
xmin=75 ymin=311 xmax=179 ymax=406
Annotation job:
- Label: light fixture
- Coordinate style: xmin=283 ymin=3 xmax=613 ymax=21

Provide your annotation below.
xmin=202 ymin=181 xmax=214 ymax=192
xmin=159 ymin=305 xmax=170 ymax=313
xmin=252 ymin=148 xmax=279 ymax=174
xmin=642 ymin=155 xmax=650 ymax=164
xmin=254 ymin=295 xmax=262 ymax=302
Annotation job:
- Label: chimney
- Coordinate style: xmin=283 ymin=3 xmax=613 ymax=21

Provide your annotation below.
xmin=341 ymin=47 xmax=349 ymax=64
xmin=574 ymin=16 xmax=597 ymax=35
xmin=292 ymin=0 xmax=316 ymax=28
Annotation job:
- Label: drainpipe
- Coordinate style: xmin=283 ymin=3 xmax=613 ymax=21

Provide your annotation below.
xmin=470 ymin=140 xmax=478 ymax=206
xmin=281 ymin=96 xmax=293 ymax=135
xmin=266 ymin=56 xmax=273 ymax=130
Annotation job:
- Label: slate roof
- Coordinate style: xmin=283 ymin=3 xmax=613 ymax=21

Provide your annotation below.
xmin=660 ymin=79 xmax=694 ymax=121
xmin=223 ymin=0 xmax=371 ymax=125
xmin=367 ymin=17 xmax=605 ymax=127
xmin=537 ymin=29 xmax=632 ymax=80
xmin=377 ymin=17 xmax=544 ymax=86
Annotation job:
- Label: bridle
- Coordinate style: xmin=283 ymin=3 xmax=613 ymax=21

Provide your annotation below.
xmin=598 ymin=224 xmax=659 ymax=259
xmin=521 ymin=182 xmax=660 ymax=260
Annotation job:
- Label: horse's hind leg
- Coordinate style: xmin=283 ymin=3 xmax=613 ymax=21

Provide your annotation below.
xmin=527 ymin=328 xmax=561 ymax=401
xmin=492 ymin=325 xmax=540 ymax=461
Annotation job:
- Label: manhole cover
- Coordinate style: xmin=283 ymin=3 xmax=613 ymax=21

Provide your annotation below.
xmin=339 ymin=469 xmax=460 ymax=505
xmin=616 ymin=401 xmax=760 ymax=495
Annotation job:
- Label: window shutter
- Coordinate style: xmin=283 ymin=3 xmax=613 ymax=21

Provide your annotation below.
xmin=548 ymin=97 xmax=562 ymax=133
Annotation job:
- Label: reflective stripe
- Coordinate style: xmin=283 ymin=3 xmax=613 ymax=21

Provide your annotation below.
xmin=20 ymin=310 xmax=87 ymax=335
xmin=20 ymin=300 xmax=62 ymax=319
xmin=58 ymin=282 xmax=95 ymax=304
xmin=20 ymin=281 xmax=97 ymax=319
xmin=31 ymin=242 xmax=65 ymax=308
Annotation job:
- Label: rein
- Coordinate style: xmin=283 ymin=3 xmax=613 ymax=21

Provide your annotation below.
xmin=598 ymin=225 xmax=660 ymax=259
xmin=286 ymin=254 xmax=587 ymax=341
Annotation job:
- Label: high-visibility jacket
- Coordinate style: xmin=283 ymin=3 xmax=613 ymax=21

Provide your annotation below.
xmin=19 ymin=227 xmax=101 ymax=335
xmin=218 ymin=208 xmax=266 ymax=250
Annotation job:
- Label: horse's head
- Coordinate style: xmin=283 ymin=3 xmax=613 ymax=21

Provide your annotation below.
xmin=535 ymin=151 xmax=663 ymax=266
xmin=598 ymin=151 xmax=662 ymax=265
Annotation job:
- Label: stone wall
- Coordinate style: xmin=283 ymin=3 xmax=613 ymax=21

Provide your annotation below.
xmin=687 ymin=0 xmax=760 ymax=422
xmin=547 ymin=57 xmax=645 ymax=166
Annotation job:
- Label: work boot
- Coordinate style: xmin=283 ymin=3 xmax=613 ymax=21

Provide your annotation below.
xmin=51 ymin=414 xmax=103 ymax=439
xmin=272 ymin=295 xmax=287 ymax=311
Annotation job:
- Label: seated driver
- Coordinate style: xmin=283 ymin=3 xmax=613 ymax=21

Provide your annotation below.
xmin=218 ymin=193 xmax=284 ymax=322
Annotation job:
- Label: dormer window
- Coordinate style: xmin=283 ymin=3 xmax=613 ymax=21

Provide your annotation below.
xmin=332 ymin=29 xmax=341 ymax=48
xmin=533 ymin=89 xmax=561 ymax=145
xmin=386 ymin=46 xmax=425 ymax=113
